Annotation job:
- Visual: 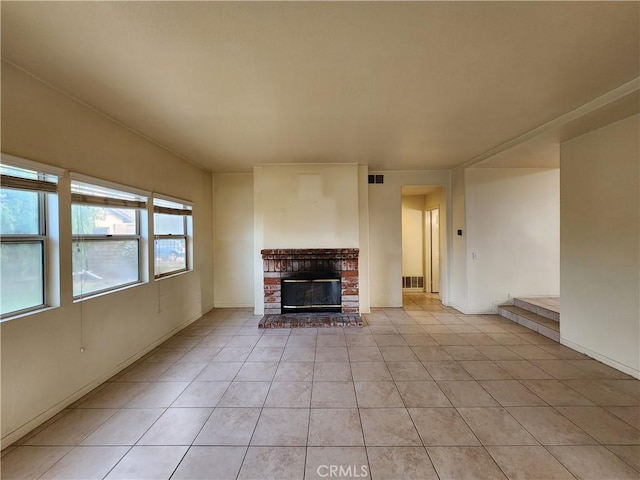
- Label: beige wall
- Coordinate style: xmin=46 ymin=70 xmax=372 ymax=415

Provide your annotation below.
xmin=1 ymin=62 xmax=214 ymax=446
xmin=424 ymin=187 xmax=444 ymax=212
xmin=252 ymin=164 xmax=367 ymax=314
xmin=357 ymin=166 xmax=371 ymax=314
xmin=214 ymin=173 xmax=254 ymax=307
xmin=425 ymin=187 xmax=445 ymax=296
xmin=260 ymin=164 xmax=360 ymax=249
xmin=560 ymin=114 xmax=639 ymax=378
xmin=368 ymin=171 xmax=451 ymax=307
xmin=401 ymin=195 xmax=425 ymax=278
xmin=450 ymin=167 xmax=468 ymax=311
xmin=465 ymin=168 xmax=560 ymax=313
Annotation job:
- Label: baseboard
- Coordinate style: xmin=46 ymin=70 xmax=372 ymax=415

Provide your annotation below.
xmin=471 ymin=307 xmax=499 ymax=314
xmin=1 ymin=309 xmax=208 ymax=449
xmin=447 ymin=302 xmax=469 ymax=314
xmin=560 ymin=338 xmax=640 ymax=380
xmin=448 ymin=303 xmax=497 ymax=315
xmin=214 ymin=302 xmax=254 ymax=308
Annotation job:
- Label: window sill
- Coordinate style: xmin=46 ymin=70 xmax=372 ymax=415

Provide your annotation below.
xmin=73 ymin=281 xmax=146 ymax=303
xmin=154 ymin=269 xmax=192 ymax=281
xmin=0 ymin=305 xmax=59 ymax=323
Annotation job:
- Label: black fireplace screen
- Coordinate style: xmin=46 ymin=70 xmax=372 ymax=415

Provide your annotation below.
xmin=281 ymin=278 xmax=341 ymax=313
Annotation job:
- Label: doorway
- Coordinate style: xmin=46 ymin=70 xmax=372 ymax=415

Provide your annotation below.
xmin=401 ymin=186 xmax=444 ymax=298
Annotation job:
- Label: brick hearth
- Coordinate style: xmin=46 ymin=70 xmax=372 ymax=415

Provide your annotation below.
xmin=261 ymin=248 xmax=359 ymax=315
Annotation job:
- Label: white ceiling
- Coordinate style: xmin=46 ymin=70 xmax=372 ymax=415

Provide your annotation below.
xmin=473 ymin=88 xmax=639 ymax=168
xmin=1 ymin=2 xmax=638 ymax=173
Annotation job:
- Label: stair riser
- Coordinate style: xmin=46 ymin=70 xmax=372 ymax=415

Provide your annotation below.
xmin=538 ymin=324 xmax=560 ymax=342
xmin=497 ymin=308 xmax=520 ymax=324
xmin=514 ymin=299 xmax=560 ymax=322
xmin=497 ymin=307 xmax=560 ymax=342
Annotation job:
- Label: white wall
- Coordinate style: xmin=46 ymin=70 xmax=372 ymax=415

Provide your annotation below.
xmin=450 ymin=167 xmax=468 ymax=312
xmin=252 ymin=164 xmax=367 ymax=314
xmin=0 ymin=62 xmax=215 ymax=446
xmin=424 ymin=188 xmax=445 ymax=213
xmin=214 ymin=174 xmax=254 ymax=307
xmin=260 ymin=164 xmax=360 ymax=248
xmin=368 ymin=171 xmax=451 ymax=307
xmin=401 ymin=195 xmax=425 ymax=278
xmin=425 ymin=187 xmax=445 ymax=295
xmin=357 ymin=166 xmax=371 ymax=314
xmin=560 ymin=115 xmax=639 ymax=378
xmin=465 ymin=168 xmax=560 ymax=313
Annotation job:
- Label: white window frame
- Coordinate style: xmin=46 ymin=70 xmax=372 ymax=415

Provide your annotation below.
xmin=0 ymin=154 xmax=62 ymax=319
xmin=153 ymin=193 xmax=193 ymax=279
xmin=70 ymin=173 xmax=149 ymax=300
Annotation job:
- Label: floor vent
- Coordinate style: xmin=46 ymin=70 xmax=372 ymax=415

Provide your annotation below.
xmin=402 ymin=276 xmax=424 ymax=289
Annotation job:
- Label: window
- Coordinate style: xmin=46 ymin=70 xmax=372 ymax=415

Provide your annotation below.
xmin=0 ymin=160 xmax=58 ymax=318
xmin=71 ymin=178 xmax=147 ymax=298
xmin=153 ymin=196 xmax=192 ymax=278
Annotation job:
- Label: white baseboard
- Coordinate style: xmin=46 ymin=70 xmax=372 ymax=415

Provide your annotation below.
xmin=560 ymin=338 xmax=640 ymax=380
xmin=466 ymin=307 xmax=499 ymax=314
xmin=213 ymin=302 xmax=254 ymax=308
xmin=1 ymin=310 xmax=207 ymax=449
xmin=447 ymin=302 xmax=497 ymax=315
xmin=370 ymin=303 xmax=403 ymax=308
xmin=446 ymin=302 xmax=469 ymax=314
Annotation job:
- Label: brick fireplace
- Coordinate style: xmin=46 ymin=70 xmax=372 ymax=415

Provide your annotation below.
xmin=261 ymin=248 xmax=359 ymax=315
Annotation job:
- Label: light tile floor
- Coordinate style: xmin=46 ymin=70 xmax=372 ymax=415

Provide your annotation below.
xmin=2 ymin=293 xmax=639 ymax=479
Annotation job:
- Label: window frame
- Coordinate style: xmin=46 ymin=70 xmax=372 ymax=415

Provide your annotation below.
xmin=0 ymin=154 xmax=62 ymax=319
xmin=70 ymin=175 xmax=148 ymax=300
xmin=153 ymin=195 xmax=192 ymax=279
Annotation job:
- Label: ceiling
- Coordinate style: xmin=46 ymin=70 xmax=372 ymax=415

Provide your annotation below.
xmin=1 ymin=2 xmax=638 ymax=173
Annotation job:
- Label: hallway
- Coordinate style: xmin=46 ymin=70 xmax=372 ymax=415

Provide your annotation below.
xmin=2 ymin=293 xmax=639 ymax=479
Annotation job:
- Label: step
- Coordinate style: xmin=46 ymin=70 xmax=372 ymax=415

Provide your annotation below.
xmin=498 ymin=305 xmax=560 ymax=342
xmin=514 ymin=297 xmax=560 ymax=322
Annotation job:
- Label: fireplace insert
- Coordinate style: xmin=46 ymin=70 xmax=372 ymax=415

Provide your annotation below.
xmin=281 ymin=277 xmax=341 ymax=313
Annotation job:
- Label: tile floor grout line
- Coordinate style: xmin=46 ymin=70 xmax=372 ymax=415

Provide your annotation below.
xmin=118 ymin=308 xmax=243 ymax=478
xmin=99 ymin=445 xmax=135 ymax=480
xmin=383 ymin=307 xmax=442 ymax=477
xmin=4 ymin=297 xmax=639 ymax=479
xmin=347 ymin=336 xmax=370 ymax=474
xmin=602 ymin=444 xmax=640 ymax=474
xmin=548 ymin=404 xmax=617 ymax=446
xmin=234 ymin=329 xmax=286 ymax=478
xmin=541 ymin=444 xmax=581 ymax=480
xmin=166 ymin=446 xmax=190 ymax=480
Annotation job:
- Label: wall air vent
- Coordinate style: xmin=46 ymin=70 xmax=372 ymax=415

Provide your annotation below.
xmin=368 ymin=175 xmax=384 ymax=184
xmin=402 ymin=276 xmax=424 ymax=289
